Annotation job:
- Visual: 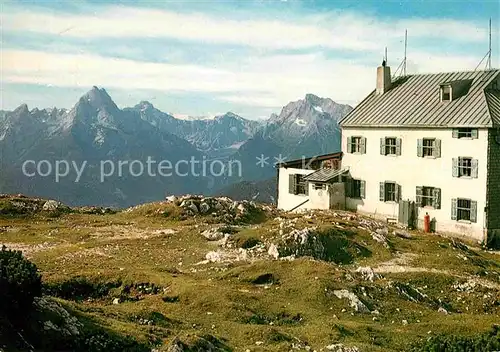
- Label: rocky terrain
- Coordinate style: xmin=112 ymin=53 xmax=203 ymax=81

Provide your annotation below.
xmin=0 ymin=194 xmax=499 ymax=351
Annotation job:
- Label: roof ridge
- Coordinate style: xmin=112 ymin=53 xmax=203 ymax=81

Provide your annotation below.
xmin=398 ymin=68 xmax=500 ymax=78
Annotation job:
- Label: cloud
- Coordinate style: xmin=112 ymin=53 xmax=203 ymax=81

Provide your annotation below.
xmin=1 ymin=3 xmax=492 ymax=115
xmin=3 ymin=46 xmax=484 ymax=112
xmin=3 ymin=5 xmax=489 ymax=53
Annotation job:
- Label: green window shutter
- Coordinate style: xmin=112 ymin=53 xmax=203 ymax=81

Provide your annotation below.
xmin=345 ymin=178 xmax=352 ymax=197
xmin=360 ymin=137 xmax=366 ymax=154
xmin=432 ymin=188 xmax=441 ymax=209
xmin=470 ymin=201 xmax=477 ymax=223
xmin=347 ymin=136 xmax=352 ymax=153
xmin=396 ymin=138 xmax=402 ymax=156
xmin=434 ymin=139 xmax=441 ymax=158
xmin=380 ymin=138 xmax=385 ymax=155
xmin=451 ymin=198 xmax=458 ymax=220
xmin=416 ymin=186 xmax=423 ymax=207
xmin=471 ymin=129 xmax=478 ymax=139
xmin=379 ymin=182 xmax=385 ymax=201
xmin=396 ymin=184 xmax=401 ymax=201
xmin=289 ymin=174 xmax=296 ymax=194
xmin=472 ymin=159 xmax=479 ymax=178
xmin=360 ymin=180 xmax=366 ymax=199
xmin=417 ymin=139 xmax=423 ymax=157
xmin=304 ymin=181 xmax=309 ymax=196
xmin=452 ymin=158 xmax=458 ymax=177
xmin=452 ymin=129 xmax=459 ymax=138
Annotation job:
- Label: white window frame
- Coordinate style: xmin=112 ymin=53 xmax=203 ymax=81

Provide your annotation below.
xmin=441 ymin=85 xmax=452 ymax=102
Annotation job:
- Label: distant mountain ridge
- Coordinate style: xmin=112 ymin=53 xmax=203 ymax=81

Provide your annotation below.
xmin=231 ymin=94 xmax=352 ymax=182
xmin=0 ymin=88 xmax=352 ymax=206
xmin=0 ymin=87 xmax=207 ymax=207
xmin=127 ymin=103 xmax=262 ymax=158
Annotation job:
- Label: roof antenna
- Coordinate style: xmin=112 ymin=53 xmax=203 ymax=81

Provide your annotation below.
xmin=475 ymin=18 xmax=493 ymax=71
xmin=487 ymin=17 xmax=492 ymax=70
xmin=403 ymin=29 xmax=408 ymax=76
xmin=392 ymin=30 xmax=408 ymax=79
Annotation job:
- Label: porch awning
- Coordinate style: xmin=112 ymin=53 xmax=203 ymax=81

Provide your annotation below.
xmin=303 ymin=168 xmax=348 ymax=182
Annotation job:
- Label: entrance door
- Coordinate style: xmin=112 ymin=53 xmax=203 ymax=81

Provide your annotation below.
xmin=398 ymin=200 xmax=416 ymax=229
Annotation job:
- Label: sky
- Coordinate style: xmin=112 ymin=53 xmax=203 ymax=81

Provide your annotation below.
xmin=1 ymin=0 xmax=499 ymax=119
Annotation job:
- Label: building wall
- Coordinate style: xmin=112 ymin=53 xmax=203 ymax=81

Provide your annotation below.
xmin=277 ymin=167 xmax=314 ymax=211
xmin=309 ymin=183 xmax=331 ymax=210
xmin=277 ymin=167 xmax=338 ymax=211
xmin=341 ymin=127 xmax=489 ymax=242
xmin=486 ymin=129 xmax=500 ymax=247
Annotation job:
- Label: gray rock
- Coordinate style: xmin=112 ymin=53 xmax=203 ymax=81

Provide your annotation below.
xmin=268 ymin=244 xmax=279 ymax=259
xmin=202 ymin=228 xmax=224 ymax=241
xmin=394 ymin=230 xmax=412 ymax=239
xmin=333 ymin=289 xmax=370 ymax=313
xmin=356 ymin=266 xmax=380 ymax=282
xmin=372 ymin=231 xmax=389 ymax=248
xmin=438 ymin=307 xmax=448 ymax=315
xmin=43 ymin=200 xmax=61 ymax=211
xmin=199 ymin=202 xmax=211 ymax=213
xmin=166 ymin=195 xmax=177 ymax=203
xmin=187 ymin=202 xmax=198 ymax=213
xmin=326 ymin=343 xmax=360 ymax=352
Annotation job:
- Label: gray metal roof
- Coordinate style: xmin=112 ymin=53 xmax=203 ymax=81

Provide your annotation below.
xmin=485 ymin=90 xmax=500 ymax=125
xmin=304 ymin=168 xmax=347 ymax=182
xmin=340 ymin=69 xmax=500 ymax=128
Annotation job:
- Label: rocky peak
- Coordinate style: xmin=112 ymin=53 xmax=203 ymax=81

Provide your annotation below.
xmin=13 ymin=103 xmax=29 ymax=115
xmin=80 ymin=86 xmax=119 ymax=112
xmin=305 ymin=93 xmax=324 ymax=106
xmin=135 ymin=101 xmax=155 ymax=111
xmin=215 ymin=112 xmax=244 ymax=123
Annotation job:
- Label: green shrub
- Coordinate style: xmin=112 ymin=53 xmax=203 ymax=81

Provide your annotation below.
xmin=43 ymin=276 xmax=122 ymax=301
xmin=0 ymin=245 xmax=41 ymax=317
xmin=411 ymin=325 xmax=500 ymax=351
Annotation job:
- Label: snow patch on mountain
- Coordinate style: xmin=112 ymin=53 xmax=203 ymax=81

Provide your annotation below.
xmin=313 ymin=105 xmax=324 ymax=113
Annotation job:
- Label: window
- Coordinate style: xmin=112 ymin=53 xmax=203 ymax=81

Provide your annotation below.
xmin=417 ymin=138 xmax=441 ymax=158
xmin=349 ymin=179 xmax=365 ymax=199
xmin=313 ymin=183 xmax=326 ymax=190
xmin=351 ymin=137 xmax=362 ymax=153
xmin=452 ymin=157 xmax=478 ymax=178
xmin=379 ymin=181 xmax=400 ymax=202
xmin=457 ymin=199 xmax=471 ymax=221
xmin=385 ymin=137 xmax=396 ymax=155
xmin=452 ymin=128 xmax=478 ymax=139
xmin=385 ymin=182 xmax=396 ymax=202
xmin=458 ymin=157 xmax=472 ymax=177
xmin=441 ymin=85 xmax=451 ymax=101
xmin=416 ymin=186 xmax=441 ymax=209
xmin=452 ymin=198 xmax=477 ymax=223
xmin=295 ymin=174 xmax=307 ymax=195
xmin=288 ymin=174 xmax=308 ymax=195
xmin=347 ymin=136 xmax=366 ymax=154
xmin=422 ymin=187 xmax=434 ymax=206
xmin=380 ymin=137 xmax=401 ymax=156
xmin=458 ymin=128 xmax=473 ymax=138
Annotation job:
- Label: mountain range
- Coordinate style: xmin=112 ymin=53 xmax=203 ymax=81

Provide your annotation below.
xmin=0 ymin=87 xmax=352 ymax=206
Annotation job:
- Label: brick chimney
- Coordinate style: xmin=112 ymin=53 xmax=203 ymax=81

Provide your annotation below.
xmin=376 ymin=60 xmax=391 ymax=95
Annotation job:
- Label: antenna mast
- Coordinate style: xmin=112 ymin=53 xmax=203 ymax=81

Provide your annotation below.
xmin=404 ymin=29 xmax=408 ymax=76
xmin=488 ymin=18 xmax=492 ymax=69
xmin=474 ymin=18 xmax=494 ymax=71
